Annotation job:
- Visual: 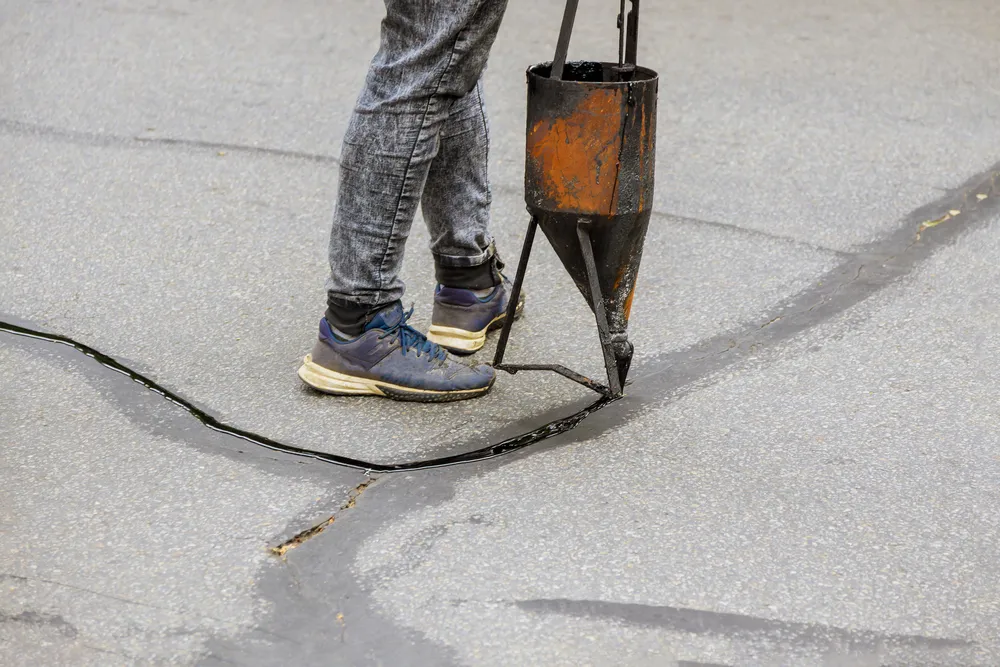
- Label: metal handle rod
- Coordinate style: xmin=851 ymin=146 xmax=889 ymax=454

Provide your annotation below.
xmin=624 ymin=0 xmax=640 ymax=66
xmin=618 ymin=0 xmax=626 ymax=67
xmin=550 ymin=0 xmax=580 ymax=80
xmin=495 ymin=363 xmax=609 ymax=396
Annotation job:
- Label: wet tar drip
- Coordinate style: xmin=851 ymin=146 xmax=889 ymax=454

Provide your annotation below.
xmin=0 ymin=320 xmax=615 ymax=473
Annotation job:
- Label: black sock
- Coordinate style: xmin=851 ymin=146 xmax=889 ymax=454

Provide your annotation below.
xmin=325 ymin=297 xmax=381 ymax=337
xmin=435 ymin=255 xmax=503 ymax=290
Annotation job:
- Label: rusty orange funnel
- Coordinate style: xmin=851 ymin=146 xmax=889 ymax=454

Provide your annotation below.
xmin=493 ymin=0 xmax=657 ymax=398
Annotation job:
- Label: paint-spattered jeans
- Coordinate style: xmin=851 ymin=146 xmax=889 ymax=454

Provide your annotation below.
xmin=325 ymin=0 xmax=510 ymax=310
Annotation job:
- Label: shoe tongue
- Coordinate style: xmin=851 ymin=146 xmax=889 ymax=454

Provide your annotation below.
xmin=364 ymin=302 xmax=404 ymax=332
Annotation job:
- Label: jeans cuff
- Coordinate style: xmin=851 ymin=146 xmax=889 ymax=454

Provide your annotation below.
xmin=432 ymin=240 xmax=496 ymax=269
xmin=433 ymin=242 xmax=501 ymax=289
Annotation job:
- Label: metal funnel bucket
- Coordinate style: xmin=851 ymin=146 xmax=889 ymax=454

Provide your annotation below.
xmin=493 ymin=0 xmax=657 ymax=398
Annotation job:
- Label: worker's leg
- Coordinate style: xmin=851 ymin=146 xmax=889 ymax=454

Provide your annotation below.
xmin=301 ymin=0 xmax=509 ymax=402
xmin=421 ymin=77 xmax=525 ymax=354
xmin=421 ymin=77 xmax=498 ymax=290
xmin=324 ymin=0 xmax=509 ymax=334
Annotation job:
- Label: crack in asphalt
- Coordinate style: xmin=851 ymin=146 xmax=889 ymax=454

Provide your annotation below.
xmin=656 ymin=210 xmax=854 ymax=258
xmin=0 ymin=117 xmax=340 ymax=165
xmin=0 ymin=572 xmax=300 ymax=647
xmin=270 ymin=477 xmax=379 ymax=557
xmin=0 ymin=611 xmax=78 ymax=638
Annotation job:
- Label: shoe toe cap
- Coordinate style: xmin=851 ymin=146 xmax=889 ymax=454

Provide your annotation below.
xmin=446 ymin=359 xmax=495 ymax=390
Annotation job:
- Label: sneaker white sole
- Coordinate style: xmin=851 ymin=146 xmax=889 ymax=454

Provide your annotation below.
xmin=427 ymin=300 xmax=524 ymax=354
xmin=297 ymin=355 xmax=492 ymax=402
xmin=426 ymin=320 xmax=494 ymax=353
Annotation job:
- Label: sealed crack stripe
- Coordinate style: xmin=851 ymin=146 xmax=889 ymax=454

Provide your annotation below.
xmin=1 ymin=163 xmax=998 ymax=472
xmin=515 ymin=599 xmax=972 ymax=651
xmin=629 ymin=163 xmax=1000 ymax=387
xmin=916 ymin=173 xmax=997 ymax=239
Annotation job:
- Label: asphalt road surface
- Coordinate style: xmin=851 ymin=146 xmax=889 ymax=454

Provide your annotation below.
xmin=3 ymin=0 xmax=1000 ymax=665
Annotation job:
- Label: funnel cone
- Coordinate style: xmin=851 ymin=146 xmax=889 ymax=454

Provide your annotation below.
xmin=536 ymin=210 xmax=651 ymax=338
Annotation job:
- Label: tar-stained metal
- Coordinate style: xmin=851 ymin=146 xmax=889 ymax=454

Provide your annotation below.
xmin=525 ymin=61 xmax=657 ymax=220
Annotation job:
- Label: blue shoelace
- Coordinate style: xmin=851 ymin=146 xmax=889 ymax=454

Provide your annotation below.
xmin=378 ymin=307 xmax=447 ymax=362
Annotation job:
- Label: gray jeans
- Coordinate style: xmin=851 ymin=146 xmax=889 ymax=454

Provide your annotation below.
xmin=325 ymin=0 xmax=510 ymax=310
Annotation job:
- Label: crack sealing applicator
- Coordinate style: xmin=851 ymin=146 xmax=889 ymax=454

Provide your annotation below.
xmin=493 ymin=0 xmax=658 ymax=398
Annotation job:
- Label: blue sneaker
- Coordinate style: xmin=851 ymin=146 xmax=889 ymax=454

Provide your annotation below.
xmin=426 ymin=277 xmax=525 ymax=354
xmin=298 ymin=303 xmax=495 ymax=402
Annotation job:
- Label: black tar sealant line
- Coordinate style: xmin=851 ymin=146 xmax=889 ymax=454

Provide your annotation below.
xmin=0 ymin=319 xmax=615 ymax=473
